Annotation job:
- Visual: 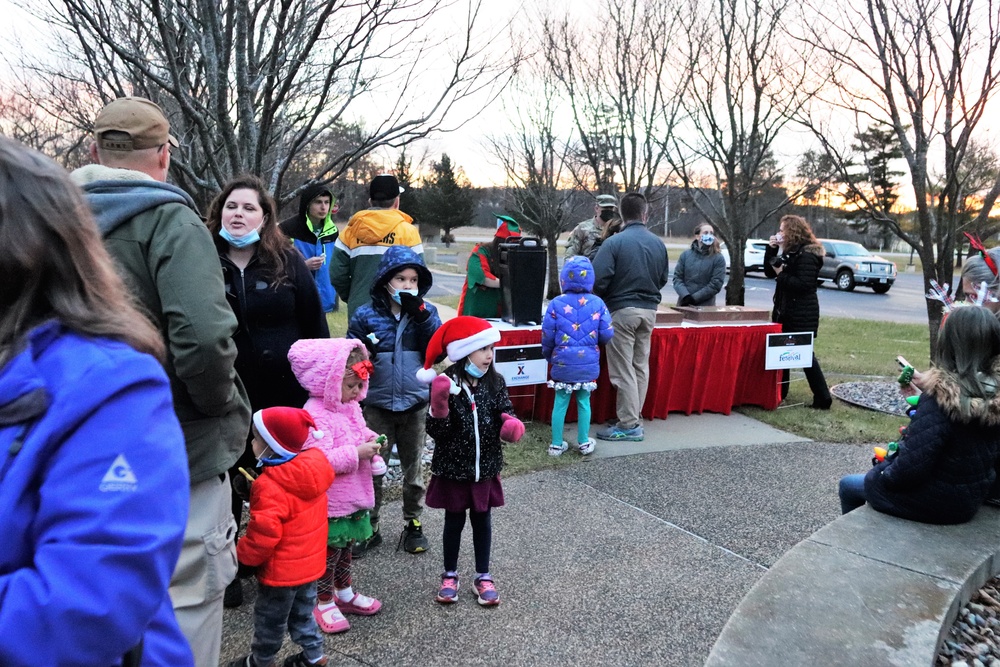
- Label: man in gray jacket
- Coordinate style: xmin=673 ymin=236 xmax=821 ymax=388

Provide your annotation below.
xmin=592 ymin=193 xmax=670 ymax=442
xmin=71 ymin=97 xmax=251 ymax=667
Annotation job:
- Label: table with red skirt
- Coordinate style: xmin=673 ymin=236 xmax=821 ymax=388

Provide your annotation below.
xmin=498 ymin=322 xmax=783 ymax=424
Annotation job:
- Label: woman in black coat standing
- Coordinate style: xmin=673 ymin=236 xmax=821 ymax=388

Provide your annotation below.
xmin=763 ymin=215 xmax=832 ymax=409
xmin=207 ymin=174 xmax=329 ymax=606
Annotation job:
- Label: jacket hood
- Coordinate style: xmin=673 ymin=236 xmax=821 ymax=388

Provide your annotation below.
xmin=346 ymin=208 xmax=415 ymax=244
xmin=689 ymin=239 xmax=712 ymax=254
xmin=560 ymin=255 xmax=595 ymax=294
xmin=263 ymin=448 xmax=334 ymax=502
xmin=70 ymin=164 xmax=197 ymax=237
xmin=297 ymin=183 xmax=336 ymax=219
xmin=797 ymin=242 xmax=825 ymax=257
xmin=370 ymin=245 xmax=433 ymax=306
xmin=288 ymin=338 xmax=368 ymax=410
xmin=923 ymin=358 xmax=1000 ymax=426
xmin=0 ymin=321 xmax=57 ymax=426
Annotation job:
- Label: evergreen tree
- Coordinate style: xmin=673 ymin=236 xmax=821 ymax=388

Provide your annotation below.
xmin=421 ymin=154 xmax=476 ymax=247
xmin=396 ymin=149 xmax=424 ymax=228
xmin=840 ymin=122 xmax=904 ymax=247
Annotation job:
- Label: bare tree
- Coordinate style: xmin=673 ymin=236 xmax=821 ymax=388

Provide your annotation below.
xmin=800 ymin=0 xmax=1000 ymax=353
xmin=15 ymin=0 xmax=514 ymax=205
xmin=0 ymin=81 xmax=91 ymax=169
xmin=666 ymin=0 xmax=816 ymax=305
xmin=488 ymin=63 xmax=578 ymax=299
xmin=541 ymin=0 xmax=684 ymax=198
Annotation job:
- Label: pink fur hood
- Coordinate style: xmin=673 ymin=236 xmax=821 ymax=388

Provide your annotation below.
xmin=289 ymin=338 xmax=378 ymax=517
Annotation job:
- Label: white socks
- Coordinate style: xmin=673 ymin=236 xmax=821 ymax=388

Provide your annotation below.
xmin=335 ymin=587 xmax=354 ymax=602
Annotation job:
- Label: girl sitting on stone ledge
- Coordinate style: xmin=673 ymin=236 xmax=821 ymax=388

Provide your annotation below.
xmin=838 ymin=306 xmax=1000 ymax=524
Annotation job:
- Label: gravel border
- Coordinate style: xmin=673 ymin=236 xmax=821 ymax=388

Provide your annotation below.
xmin=830 ymin=381 xmax=911 ymax=416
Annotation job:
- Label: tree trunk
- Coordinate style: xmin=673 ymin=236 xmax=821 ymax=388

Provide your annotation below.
xmin=546 ymin=235 xmax=561 ymax=300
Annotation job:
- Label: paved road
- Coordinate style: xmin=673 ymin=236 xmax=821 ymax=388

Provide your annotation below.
xmin=427 ymin=263 xmax=933 ymax=325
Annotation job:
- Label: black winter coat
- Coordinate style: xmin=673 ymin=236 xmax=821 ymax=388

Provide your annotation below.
xmin=863 ymin=366 xmax=1000 ymax=524
xmin=764 ymin=243 xmax=823 ymax=336
xmin=426 ymin=367 xmax=514 ymax=482
xmin=220 ymin=246 xmax=329 ymax=412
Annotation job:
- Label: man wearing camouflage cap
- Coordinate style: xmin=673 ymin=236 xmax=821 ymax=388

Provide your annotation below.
xmin=71 ymin=96 xmax=251 ymax=667
xmin=565 ymin=193 xmax=619 ymax=259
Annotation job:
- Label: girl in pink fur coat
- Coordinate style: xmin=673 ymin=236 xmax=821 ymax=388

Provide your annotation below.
xmin=288 ymin=337 xmax=382 ymax=635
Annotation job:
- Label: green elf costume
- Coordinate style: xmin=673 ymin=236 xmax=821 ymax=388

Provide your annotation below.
xmin=457 ymin=216 xmax=520 ymax=318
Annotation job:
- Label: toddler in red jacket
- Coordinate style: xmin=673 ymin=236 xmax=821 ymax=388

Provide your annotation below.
xmin=229 ymin=407 xmax=335 ymax=667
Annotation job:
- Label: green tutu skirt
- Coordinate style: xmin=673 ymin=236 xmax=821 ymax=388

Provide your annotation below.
xmin=327 ymin=509 xmax=373 ymax=548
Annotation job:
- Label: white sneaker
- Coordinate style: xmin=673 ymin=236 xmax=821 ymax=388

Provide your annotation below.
xmin=577 ymin=438 xmax=596 ymax=456
xmin=548 ymin=441 xmax=569 ymax=457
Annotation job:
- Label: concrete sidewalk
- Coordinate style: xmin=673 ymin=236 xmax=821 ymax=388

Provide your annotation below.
xmin=220 ymin=414 xmax=869 ymax=666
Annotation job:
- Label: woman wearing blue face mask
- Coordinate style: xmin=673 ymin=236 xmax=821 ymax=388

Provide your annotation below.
xmin=206 ymin=175 xmax=329 ymax=607
xmin=673 ymin=223 xmax=727 ymax=307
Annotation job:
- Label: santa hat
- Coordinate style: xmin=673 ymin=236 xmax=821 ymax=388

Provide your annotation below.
xmin=416 ymin=316 xmax=501 ymax=383
xmin=494 ymin=215 xmax=521 ymax=240
xmin=253 ymin=407 xmax=324 ymax=459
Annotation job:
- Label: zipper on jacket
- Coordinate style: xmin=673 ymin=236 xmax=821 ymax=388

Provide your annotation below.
xmin=463 ymin=383 xmax=481 ymax=482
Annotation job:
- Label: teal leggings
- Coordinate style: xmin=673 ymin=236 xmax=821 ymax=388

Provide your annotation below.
xmin=551 ymin=388 xmax=592 ymax=446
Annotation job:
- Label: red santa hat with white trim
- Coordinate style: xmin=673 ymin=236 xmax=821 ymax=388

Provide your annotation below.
xmin=416 ymin=316 xmax=501 ymax=383
xmin=252 ymin=407 xmax=324 ymax=459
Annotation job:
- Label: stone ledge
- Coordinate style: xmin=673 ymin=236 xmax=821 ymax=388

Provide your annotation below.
xmin=705 ymin=505 xmax=1000 ymax=667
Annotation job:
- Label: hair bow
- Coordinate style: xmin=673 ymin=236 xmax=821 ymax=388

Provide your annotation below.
xmin=350 ymin=360 xmax=374 ymax=380
xmin=964 ymin=232 xmax=998 ymax=277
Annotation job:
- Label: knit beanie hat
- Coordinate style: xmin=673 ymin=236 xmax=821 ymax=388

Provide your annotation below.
xmin=494 ymin=215 xmax=521 ymax=240
xmin=416 ymin=316 xmax=501 ymax=383
xmin=252 ymin=407 xmax=324 ymax=459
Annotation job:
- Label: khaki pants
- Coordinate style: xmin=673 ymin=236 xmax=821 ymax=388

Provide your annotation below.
xmin=169 ymin=473 xmax=238 ymax=667
xmin=364 ymin=404 xmax=427 ymax=527
xmin=606 ymin=307 xmax=657 ymax=429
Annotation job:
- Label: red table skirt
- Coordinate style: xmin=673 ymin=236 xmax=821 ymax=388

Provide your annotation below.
xmin=500 ymin=324 xmax=783 ymax=423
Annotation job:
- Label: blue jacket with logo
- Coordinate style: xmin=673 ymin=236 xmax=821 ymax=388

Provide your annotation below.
xmin=542 ymin=256 xmax=614 ymax=385
xmin=0 ymin=322 xmax=192 ymax=667
xmin=347 ymin=245 xmax=441 ymax=412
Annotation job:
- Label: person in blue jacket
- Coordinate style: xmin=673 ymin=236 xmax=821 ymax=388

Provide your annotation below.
xmin=541 ymin=255 xmax=614 ymax=457
xmin=348 ymin=245 xmax=442 ymax=556
xmin=280 ymin=183 xmax=340 ymax=313
xmin=0 ymin=138 xmax=192 ymax=666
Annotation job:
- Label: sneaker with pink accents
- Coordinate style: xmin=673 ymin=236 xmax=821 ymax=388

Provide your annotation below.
xmin=435 ymin=573 xmax=459 ymax=604
xmin=313 ymin=601 xmax=350 ymax=634
xmin=473 ymin=575 xmax=500 ymax=606
xmin=335 ymin=592 xmax=381 ymax=616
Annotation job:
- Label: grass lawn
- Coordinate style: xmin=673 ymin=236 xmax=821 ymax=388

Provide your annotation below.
xmin=330 ymin=301 xmax=925 ymax=489
xmin=738 ymin=316 xmax=929 ymax=444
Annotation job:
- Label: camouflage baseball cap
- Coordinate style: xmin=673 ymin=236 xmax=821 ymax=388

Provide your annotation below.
xmin=596 ymin=194 xmax=618 ymax=208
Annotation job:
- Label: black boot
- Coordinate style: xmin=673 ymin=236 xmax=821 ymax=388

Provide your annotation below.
xmin=351 ymin=522 xmax=382 ymax=558
xmin=223 ymin=578 xmax=243 ymax=608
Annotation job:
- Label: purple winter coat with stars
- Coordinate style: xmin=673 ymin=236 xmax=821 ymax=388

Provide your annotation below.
xmin=542 ymin=255 xmax=614 ymax=388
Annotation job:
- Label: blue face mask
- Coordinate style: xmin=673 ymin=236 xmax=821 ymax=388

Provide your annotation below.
xmin=465 ymin=361 xmax=487 ymax=378
xmin=220 ymin=225 xmax=261 ymax=249
xmin=701 ymin=233 xmax=715 ymax=246
xmin=388 ymin=286 xmax=419 ymax=305
xmin=256 ymin=449 xmax=293 ymax=468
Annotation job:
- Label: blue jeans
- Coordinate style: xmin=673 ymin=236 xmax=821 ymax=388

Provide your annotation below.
xmin=251 ymin=581 xmax=324 ymax=665
xmin=838 ymin=474 xmax=867 ymax=515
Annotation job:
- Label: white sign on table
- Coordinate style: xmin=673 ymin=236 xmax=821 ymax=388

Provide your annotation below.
xmin=494 ymin=344 xmax=548 ymax=386
xmin=765 ymin=332 xmax=814 ymax=369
